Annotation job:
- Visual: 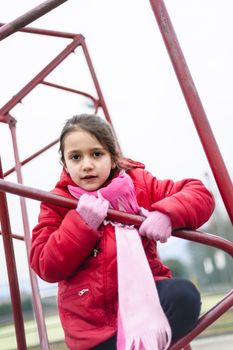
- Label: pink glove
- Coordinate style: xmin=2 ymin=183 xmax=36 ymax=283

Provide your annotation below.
xmin=139 ymin=208 xmax=172 ymax=243
xmin=76 ymin=194 xmax=109 ymax=230
xmin=99 ymin=173 xmax=140 ymax=214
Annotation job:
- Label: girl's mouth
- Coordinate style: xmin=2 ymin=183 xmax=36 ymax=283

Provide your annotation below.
xmin=82 ymin=175 xmax=97 ymax=180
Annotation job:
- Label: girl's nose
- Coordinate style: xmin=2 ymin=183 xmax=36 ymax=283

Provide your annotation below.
xmin=82 ymin=157 xmax=93 ymax=170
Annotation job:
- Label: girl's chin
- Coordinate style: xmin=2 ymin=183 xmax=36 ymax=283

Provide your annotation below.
xmin=80 ymin=184 xmax=99 ymax=192
xmin=79 ymin=179 xmax=105 ymax=192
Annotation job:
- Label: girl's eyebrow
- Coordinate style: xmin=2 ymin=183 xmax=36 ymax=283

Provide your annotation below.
xmin=66 ymin=146 xmax=105 ymax=155
xmin=91 ymin=146 xmax=105 ymax=151
xmin=66 ymin=149 xmax=80 ymax=156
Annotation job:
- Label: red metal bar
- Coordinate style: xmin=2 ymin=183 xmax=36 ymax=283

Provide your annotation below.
xmin=0 ymin=177 xmax=141 ymax=225
xmin=81 ymin=40 xmax=122 ymax=151
xmin=81 ymin=40 xmax=111 ymax=123
xmin=41 ymin=80 xmax=100 ymax=110
xmin=0 ymin=35 xmax=83 ymax=116
xmin=183 ymin=345 xmax=192 ymax=350
xmin=0 ymin=159 xmax=27 ymax=350
xmin=0 ymin=114 xmax=16 ymax=124
xmin=149 ymin=0 xmax=233 ymax=224
xmin=0 ymin=23 xmax=77 ymax=39
xmin=170 ymin=290 xmax=233 ymax=349
xmin=10 ymin=124 xmax=50 ymax=349
xmin=0 ymin=178 xmax=77 ymax=208
xmin=0 ymin=0 xmax=68 ymax=41
xmin=0 ymin=231 xmax=24 ymax=241
xmin=0 ymin=178 xmax=233 ymax=257
xmin=172 ymin=230 xmax=233 ymax=257
xmin=4 ymin=138 xmax=59 ymax=177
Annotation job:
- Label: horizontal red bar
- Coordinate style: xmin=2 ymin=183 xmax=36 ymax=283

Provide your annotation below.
xmin=0 ymin=178 xmax=233 ymax=256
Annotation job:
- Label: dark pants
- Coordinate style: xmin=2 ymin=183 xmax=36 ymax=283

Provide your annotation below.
xmin=91 ymin=278 xmax=201 ymax=350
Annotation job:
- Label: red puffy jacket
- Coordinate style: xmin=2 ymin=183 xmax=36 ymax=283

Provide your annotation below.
xmin=30 ymin=167 xmax=214 ymax=349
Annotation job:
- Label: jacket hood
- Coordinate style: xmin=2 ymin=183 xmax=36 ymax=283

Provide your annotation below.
xmin=55 ymin=169 xmax=77 ymax=189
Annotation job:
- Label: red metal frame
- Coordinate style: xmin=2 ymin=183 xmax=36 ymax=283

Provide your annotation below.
xmin=0 ymin=161 xmax=27 ymax=350
xmin=0 ymin=1 xmax=232 ymax=350
xmin=149 ymin=0 xmax=233 ymax=224
xmin=0 ymin=0 xmax=69 ymax=41
xmin=0 ymin=13 xmax=113 ymax=350
xmin=3 ymin=138 xmax=59 ymax=177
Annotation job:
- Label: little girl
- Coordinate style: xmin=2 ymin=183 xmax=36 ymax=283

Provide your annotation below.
xmin=30 ymin=114 xmax=214 ymax=350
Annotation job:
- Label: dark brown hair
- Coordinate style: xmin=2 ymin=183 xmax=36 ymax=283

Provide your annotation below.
xmin=59 ymin=114 xmax=121 ymax=177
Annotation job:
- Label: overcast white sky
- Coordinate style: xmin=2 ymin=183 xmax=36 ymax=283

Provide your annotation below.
xmin=0 ymin=0 xmax=232 ymax=295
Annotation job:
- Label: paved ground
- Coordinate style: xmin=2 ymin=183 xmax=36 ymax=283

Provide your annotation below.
xmin=191 ymin=334 xmax=233 ymax=350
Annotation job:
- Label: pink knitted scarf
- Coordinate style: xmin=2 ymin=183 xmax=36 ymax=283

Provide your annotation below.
xmin=68 ymin=173 xmax=171 ymax=350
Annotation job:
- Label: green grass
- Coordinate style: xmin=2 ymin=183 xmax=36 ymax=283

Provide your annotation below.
xmin=0 ymin=315 xmax=65 ymax=350
xmin=29 ymin=342 xmax=67 ymax=350
xmin=198 ymin=292 xmax=233 ymax=338
xmin=199 ymin=310 xmax=233 ymax=337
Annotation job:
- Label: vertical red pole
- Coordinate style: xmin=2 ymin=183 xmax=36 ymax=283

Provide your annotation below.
xmin=10 ymin=123 xmax=50 ymax=349
xmin=0 ymin=156 xmax=27 ymax=350
xmin=149 ymin=0 xmax=233 ymax=224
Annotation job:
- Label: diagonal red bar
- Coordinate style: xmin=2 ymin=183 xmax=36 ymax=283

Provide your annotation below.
xmin=0 ymin=0 xmax=68 ymax=41
xmin=0 ymin=22 xmax=77 ymax=39
xmin=3 ymin=139 xmax=59 ymax=177
xmin=170 ymin=290 xmax=233 ymax=349
xmin=0 ymin=35 xmax=83 ymax=116
xmin=149 ymin=0 xmax=233 ymax=224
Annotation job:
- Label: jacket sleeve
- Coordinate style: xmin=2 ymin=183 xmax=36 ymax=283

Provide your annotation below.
xmin=30 ymin=200 xmax=101 ymax=283
xmin=142 ymin=170 xmax=215 ymax=229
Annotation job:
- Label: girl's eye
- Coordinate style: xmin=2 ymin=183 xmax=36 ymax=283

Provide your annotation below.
xmin=93 ymin=151 xmax=102 ymax=158
xmin=71 ymin=154 xmax=80 ymax=160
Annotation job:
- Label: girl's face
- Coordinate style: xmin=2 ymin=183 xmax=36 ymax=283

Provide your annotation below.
xmin=63 ymin=129 xmax=115 ymax=191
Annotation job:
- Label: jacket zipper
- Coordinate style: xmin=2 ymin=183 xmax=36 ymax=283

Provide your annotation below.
xmin=93 ymin=248 xmax=99 ymax=257
xmin=78 ymin=288 xmax=89 ymax=296
xmin=103 ymin=233 xmax=109 ymax=324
